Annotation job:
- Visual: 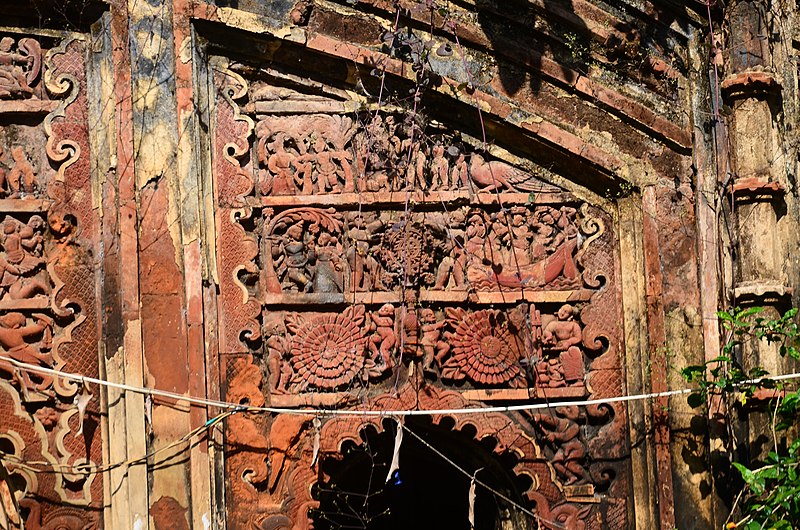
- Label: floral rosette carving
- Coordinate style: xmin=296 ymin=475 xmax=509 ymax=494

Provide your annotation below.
xmin=285 ymin=305 xmax=369 ymax=390
xmin=441 ymin=308 xmax=526 ymax=387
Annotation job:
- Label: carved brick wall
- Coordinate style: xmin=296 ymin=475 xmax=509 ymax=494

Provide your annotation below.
xmin=0 ymin=33 xmax=103 ymax=530
xmin=210 ymin=54 xmax=630 ymax=530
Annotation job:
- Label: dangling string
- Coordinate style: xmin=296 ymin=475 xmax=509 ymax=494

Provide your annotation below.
xmin=468 ymin=467 xmax=483 ymax=529
xmin=385 ymin=417 xmax=403 ymax=484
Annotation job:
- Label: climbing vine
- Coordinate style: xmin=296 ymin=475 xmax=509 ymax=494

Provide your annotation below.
xmin=681 ymin=307 xmax=800 ymax=529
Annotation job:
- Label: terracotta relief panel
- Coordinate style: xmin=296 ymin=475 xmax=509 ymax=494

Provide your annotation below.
xmin=0 ymin=34 xmax=102 ymax=530
xmin=212 ymin=58 xmax=628 ymax=530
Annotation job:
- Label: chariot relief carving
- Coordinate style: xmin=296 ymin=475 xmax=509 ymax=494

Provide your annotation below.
xmin=213 ymin=60 xmax=627 ymax=530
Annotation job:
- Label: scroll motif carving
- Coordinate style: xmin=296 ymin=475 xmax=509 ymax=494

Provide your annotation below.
xmin=0 ymin=34 xmax=102 ymax=528
xmin=213 ymin=58 xmax=260 ymax=353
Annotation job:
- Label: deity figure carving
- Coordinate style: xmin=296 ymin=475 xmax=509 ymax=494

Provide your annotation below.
xmin=277 ymin=223 xmax=313 ymax=293
xmin=0 ymin=37 xmax=41 ymax=100
xmin=256 ymin=115 xmax=357 ymax=196
xmin=263 ymin=208 xmax=344 ymax=294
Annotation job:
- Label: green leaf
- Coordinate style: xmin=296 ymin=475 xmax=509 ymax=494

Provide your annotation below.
xmin=733 ymin=462 xmax=765 ymax=496
xmin=687 ymin=392 xmax=705 ymax=409
xmin=737 ymin=306 xmax=764 ymax=319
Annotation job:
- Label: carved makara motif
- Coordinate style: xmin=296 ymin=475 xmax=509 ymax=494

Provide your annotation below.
xmin=0 ymin=37 xmax=41 ymax=100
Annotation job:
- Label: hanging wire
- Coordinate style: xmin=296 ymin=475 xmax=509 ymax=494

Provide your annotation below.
xmin=2 ymin=354 xmax=799 ymax=418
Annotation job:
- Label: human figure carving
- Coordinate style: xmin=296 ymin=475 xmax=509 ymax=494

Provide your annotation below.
xmin=531 ymin=208 xmax=557 ymax=260
xmin=1 ymin=147 xmax=36 ymax=198
xmin=311 ymin=232 xmax=343 ymax=293
xmin=267 ymin=133 xmax=298 ymax=195
xmin=533 ymin=407 xmax=589 ymax=485
xmin=420 ymin=309 xmax=449 ymax=373
xmin=433 ymin=233 xmax=466 ymax=290
xmin=345 ymin=215 xmax=382 ymax=291
xmin=507 ymin=208 xmax=533 ymax=266
xmin=0 ymin=216 xmax=47 ymax=300
xmin=310 ymin=139 xmax=339 ymax=193
xmin=0 ymin=312 xmax=54 ymax=394
xmin=264 ymin=316 xmax=290 ymax=394
xmin=20 ymin=215 xmax=44 ymax=257
xmin=407 ymin=145 xmax=427 ymax=191
xmin=328 ymin=144 xmax=355 ymax=193
xmin=430 ymin=144 xmax=449 ymax=190
xmin=0 ymin=37 xmax=35 ymax=99
xmin=543 ymin=305 xmax=582 ymax=353
xmin=542 ymin=305 xmax=585 ymax=385
xmin=292 ymin=144 xmax=314 ymax=195
xmin=450 ymin=152 xmax=468 ymax=189
xmin=398 ymin=308 xmax=419 ymax=359
xmin=279 ymin=224 xmax=313 ymax=292
xmin=368 ymin=304 xmax=396 ymax=369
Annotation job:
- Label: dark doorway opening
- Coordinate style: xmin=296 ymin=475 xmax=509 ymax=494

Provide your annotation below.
xmin=314 ymin=416 xmax=536 ymax=530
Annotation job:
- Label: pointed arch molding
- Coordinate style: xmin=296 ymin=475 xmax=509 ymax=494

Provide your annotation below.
xmin=199 ymin=15 xmax=633 ymax=530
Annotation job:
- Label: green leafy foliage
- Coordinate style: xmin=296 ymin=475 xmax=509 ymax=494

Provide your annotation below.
xmin=680 ymin=308 xmax=800 ymax=529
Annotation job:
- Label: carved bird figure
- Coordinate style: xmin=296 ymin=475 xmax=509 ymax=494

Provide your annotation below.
xmin=468 ymin=154 xmax=559 ymax=193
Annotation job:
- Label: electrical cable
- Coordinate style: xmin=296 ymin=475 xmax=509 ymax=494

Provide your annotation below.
xmin=2 ymin=354 xmax=799 ymax=418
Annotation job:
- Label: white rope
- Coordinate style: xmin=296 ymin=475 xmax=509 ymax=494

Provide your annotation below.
xmin=2 ymin=355 xmax=800 ymax=417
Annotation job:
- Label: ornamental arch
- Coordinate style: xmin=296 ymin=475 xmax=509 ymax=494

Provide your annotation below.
xmin=200 ymin=25 xmax=634 ymax=530
xmin=0 ymin=1 xmax=745 ymax=529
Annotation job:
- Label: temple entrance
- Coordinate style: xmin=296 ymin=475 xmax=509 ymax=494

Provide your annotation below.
xmin=314 ymin=416 xmax=536 ymax=530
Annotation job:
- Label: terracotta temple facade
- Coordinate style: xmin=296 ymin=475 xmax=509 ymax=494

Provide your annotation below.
xmin=0 ymin=0 xmax=798 ymax=528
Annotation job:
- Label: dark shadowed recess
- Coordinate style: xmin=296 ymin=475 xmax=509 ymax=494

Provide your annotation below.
xmin=315 ymin=416 xmax=536 ymax=530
